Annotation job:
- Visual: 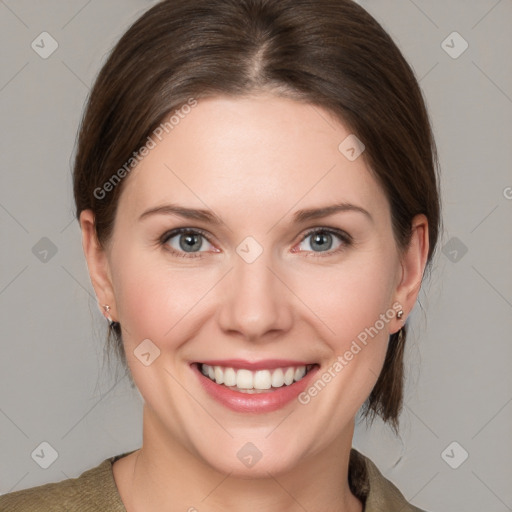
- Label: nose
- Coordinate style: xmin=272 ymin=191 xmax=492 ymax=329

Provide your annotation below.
xmin=217 ymin=250 xmax=293 ymax=343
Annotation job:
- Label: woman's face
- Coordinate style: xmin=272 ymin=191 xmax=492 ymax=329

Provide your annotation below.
xmin=83 ymin=93 xmax=426 ymax=476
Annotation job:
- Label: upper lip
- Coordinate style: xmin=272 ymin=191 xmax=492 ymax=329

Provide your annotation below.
xmin=194 ymin=359 xmax=317 ymax=371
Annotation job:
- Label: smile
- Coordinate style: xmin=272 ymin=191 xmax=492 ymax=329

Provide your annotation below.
xmin=199 ymin=363 xmax=316 ymax=393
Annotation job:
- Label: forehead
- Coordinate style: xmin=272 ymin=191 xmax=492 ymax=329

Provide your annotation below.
xmin=117 ymin=94 xmax=389 ymax=223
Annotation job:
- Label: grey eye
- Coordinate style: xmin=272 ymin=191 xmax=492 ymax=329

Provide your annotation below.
xmin=297 ymin=229 xmax=346 ymax=253
xmin=165 ymin=230 xmax=214 ymax=254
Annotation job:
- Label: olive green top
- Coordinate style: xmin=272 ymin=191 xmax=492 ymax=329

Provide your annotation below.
xmin=0 ymin=448 xmax=428 ymax=511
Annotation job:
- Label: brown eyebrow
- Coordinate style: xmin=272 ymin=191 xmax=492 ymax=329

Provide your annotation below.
xmin=292 ymin=203 xmax=373 ymax=224
xmin=139 ymin=204 xmax=223 ymax=224
xmin=138 ymin=202 xmax=372 ymax=224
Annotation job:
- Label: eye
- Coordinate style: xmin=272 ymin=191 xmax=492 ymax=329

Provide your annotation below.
xmin=295 ymin=228 xmax=352 ymax=255
xmin=161 ymin=228 xmax=216 ymax=257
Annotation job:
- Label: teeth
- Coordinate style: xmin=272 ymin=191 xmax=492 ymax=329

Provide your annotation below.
xmin=224 ymin=367 xmax=237 ymax=386
xmin=200 ymin=363 xmax=312 ymax=391
xmin=284 ymin=367 xmax=295 ymax=385
xmin=294 ymin=366 xmax=306 ymax=381
xmin=214 ymin=366 xmax=224 ymax=385
xmin=253 ymin=370 xmax=272 ymax=390
xmin=271 ymin=368 xmax=284 ymax=387
xmin=237 ymin=369 xmax=254 ymax=389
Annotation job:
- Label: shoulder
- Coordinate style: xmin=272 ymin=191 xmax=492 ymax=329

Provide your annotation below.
xmin=351 ymin=448 xmax=431 ymax=512
xmin=0 ymin=452 xmax=131 ymax=512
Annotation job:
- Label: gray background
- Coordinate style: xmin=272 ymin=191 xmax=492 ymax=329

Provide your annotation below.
xmin=1 ymin=1 xmax=511 ymax=510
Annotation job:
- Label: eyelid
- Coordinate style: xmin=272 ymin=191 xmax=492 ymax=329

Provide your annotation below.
xmin=300 ymin=226 xmax=352 ymax=243
xmin=160 ymin=226 xmax=213 ymax=244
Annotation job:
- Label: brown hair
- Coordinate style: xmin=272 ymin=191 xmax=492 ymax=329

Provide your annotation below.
xmin=73 ymin=0 xmax=441 ymax=434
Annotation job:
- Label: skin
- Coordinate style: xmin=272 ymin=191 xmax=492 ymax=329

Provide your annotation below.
xmin=80 ymin=93 xmax=429 ymax=512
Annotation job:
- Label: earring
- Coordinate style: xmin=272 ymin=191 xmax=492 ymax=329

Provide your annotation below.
xmin=397 ymin=309 xmax=404 ymax=320
xmin=102 ymin=304 xmax=113 ymax=323
xmin=100 ymin=304 xmax=119 ymax=328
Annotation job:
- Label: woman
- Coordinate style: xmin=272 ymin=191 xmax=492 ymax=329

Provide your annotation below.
xmin=0 ymin=0 xmax=440 ymax=510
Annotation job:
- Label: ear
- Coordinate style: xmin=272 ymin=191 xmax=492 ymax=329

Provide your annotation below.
xmin=80 ymin=209 xmax=117 ymax=321
xmin=391 ymin=213 xmax=429 ymax=334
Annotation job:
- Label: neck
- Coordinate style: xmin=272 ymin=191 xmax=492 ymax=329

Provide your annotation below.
xmin=117 ymin=405 xmax=363 ymax=512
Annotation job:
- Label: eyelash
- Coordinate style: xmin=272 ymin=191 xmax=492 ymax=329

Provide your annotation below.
xmin=159 ymin=227 xmax=352 ymax=259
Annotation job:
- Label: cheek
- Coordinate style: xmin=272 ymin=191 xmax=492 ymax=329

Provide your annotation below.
xmin=110 ymin=246 xmax=219 ymax=349
xmin=295 ymin=252 xmax=397 ymax=346
xmin=111 ymin=254 xmax=162 ymax=343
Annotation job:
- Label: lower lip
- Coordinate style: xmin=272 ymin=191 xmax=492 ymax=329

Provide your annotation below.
xmin=191 ymin=363 xmax=319 ymax=413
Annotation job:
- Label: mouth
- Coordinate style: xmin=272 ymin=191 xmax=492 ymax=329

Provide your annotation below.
xmin=193 ymin=362 xmax=318 ymax=394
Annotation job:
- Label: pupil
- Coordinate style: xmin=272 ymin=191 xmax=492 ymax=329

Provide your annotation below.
xmin=312 ymin=232 xmax=332 ymax=252
xmin=179 ymin=233 xmax=202 ymax=252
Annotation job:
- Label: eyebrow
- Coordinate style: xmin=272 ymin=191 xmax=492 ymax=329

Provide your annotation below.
xmin=138 ymin=202 xmax=373 ymax=224
xmin=139 ymin=204 xmax=223 ymax=224
xmin=292 ymin=203 xmax=373 ymax=224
